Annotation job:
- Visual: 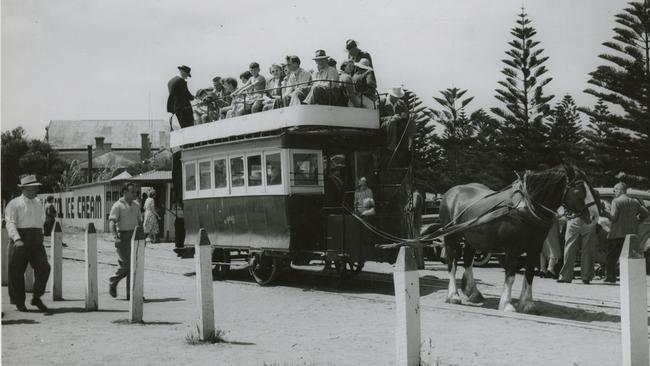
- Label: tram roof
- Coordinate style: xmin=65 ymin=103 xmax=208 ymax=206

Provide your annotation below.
xmin=170 ymin=105 xmax=379 ymax=150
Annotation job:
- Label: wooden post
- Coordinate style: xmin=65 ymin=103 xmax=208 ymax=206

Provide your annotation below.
xmin=129 ymin=227 xmax=145 ymax=323
xmin=394 ymin=246 xmax=421 ymax=366
xmin=85 ymin=223 xmax=98 ymax=311
xmin=195 ymin=229 xmax=215 ymax=339
xmin=24 ymin=264 xmax=34 ymax=292
xmin=619 ymin=234 xmax=649 ymax=366
xmin=50 ymin=222 xmax=63 ymax=300
xmin=2 ymin=221 xmax=8 ymax=286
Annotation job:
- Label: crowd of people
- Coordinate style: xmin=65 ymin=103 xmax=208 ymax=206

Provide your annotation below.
xmin=167 ymin=39 xmax=380 ymax=127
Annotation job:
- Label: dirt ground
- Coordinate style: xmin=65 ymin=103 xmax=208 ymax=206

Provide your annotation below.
xmin=2 ymin=228 xmax=648 ymax=366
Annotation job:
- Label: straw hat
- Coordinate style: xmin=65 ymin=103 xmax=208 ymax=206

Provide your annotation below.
xmin=388 ymin=86 xmax=405 ymax=98
xmin=18 ymin=175 xmax=42 ymax=187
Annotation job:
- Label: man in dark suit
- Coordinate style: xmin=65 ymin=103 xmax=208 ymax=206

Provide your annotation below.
xmin=604 ymin=182 xmax=649 ymax=282
xmin=167 ymin=65 xmax=195 ymax=128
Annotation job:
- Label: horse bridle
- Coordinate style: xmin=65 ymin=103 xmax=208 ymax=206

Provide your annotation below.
xmin=517 ymin=173 xmax=593 ymax=222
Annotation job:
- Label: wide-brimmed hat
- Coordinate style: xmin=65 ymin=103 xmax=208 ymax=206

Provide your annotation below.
xmin=313 ymin=49 xmax=329 ymax=60
xmin=177 ymin=65 xmax=192 ymax=77
xmin=354 ymin=58 xmax=373 ymax=71
xmin=346 ymin=39 xmax=358 ymax=50
xmin=18 ymin=175 xmax=42 ymax=187
xmin=388 ymin=86 xmax=405 ymax=98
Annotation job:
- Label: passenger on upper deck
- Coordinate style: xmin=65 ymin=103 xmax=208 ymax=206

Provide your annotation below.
xmin=295 ymin=49 xmax=339 ymax=106
xmin=228 ymin=71 xmax=254 ymax=118
xmin=262 ymin=64 xmax=285 ymax=111
xmin=352 ymin=58 xmax=377 ymax=109
xmin=247 ymin=62 xmax=267 ymax=114
xmin=282 ymin=55 xmax=312 ymax=107
xmin=338 ymin=61 xmax=357 ymax=107
xmin=379 ymin=86 xmax=409 ymax=151
xmin=167 ymin=65 xmax=194 ymax=128
xmin=346 ymin=39 xmax=373 ymax=68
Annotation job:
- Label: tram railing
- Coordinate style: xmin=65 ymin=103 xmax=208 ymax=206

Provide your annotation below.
xmin=191 ymin=79 xmax=381 ymax=125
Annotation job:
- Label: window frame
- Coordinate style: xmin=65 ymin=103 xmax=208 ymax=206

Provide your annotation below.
xmin=212 ymin=156 xmax=230 ymax=196
xmin=183 ymin=161 xmax=198 ymax=199
xmin=246 ymin=153 xmax=265 ymax=194
xmin=229 ymin=154 xmax=246 ymax=195
xmin=197 ymin=158 xmax=213 ymax=196
xmin=289 ymin=149 xmax=323 ymax=194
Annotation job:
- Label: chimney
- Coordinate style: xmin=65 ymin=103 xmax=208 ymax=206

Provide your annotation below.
xmin=95 ymin=137 xmax=105 ymax=153
xmin=104 ymin=142 xmax=112 ymax=152
xmin=87 ymin=145 xmax=93 ymax=183
xmin=140 ymin=133 xmax=151 ymax=162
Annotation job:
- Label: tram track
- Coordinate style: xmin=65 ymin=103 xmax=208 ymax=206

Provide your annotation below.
xmin=59 ymin=247 xmax=647 ymax=336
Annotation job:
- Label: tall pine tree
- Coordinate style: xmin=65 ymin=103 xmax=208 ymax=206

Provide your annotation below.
xmin=580 ymin=1 xmax=650 ymax=187
xmin=547 ymin=94 xmax=583 ymax=165
xmin=491 ymin=8 xmax=554 ymax=177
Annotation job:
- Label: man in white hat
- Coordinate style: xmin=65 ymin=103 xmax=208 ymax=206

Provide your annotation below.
xmin=4 ymin=175 xmax=51 ymax=312
xmin=294 ymin=50 xmax=339 ymax=106
xmin=379 ymin=87 xmax=409 ymax=151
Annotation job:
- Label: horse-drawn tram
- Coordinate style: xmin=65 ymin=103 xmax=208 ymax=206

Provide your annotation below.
xmin=170 ymin=88 xmax=415 ymax=285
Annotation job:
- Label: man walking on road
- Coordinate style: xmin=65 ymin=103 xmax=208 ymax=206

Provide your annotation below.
xmin=108 ymin=183 xmax=141 ymax=298
xmin=4 ymin=175 xmax=51 ymax=312
xmin=557 ymin=209 xmax=597 ymax=284
xmin=604 ymin=182 xmax=649 ymax=283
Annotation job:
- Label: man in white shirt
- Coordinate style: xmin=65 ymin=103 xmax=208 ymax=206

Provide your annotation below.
xmin=295 ymin=50 xmax=340 ymax=106
xmin=283 ymin=55 xmax=312 ymax=107
xmin=4 ymin=175 xmax=51 ymax=312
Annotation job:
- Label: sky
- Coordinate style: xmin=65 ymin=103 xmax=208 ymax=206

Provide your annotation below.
xmin=1 ymin=0 xmax=626 ymax=139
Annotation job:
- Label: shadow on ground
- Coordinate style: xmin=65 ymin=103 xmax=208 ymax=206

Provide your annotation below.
xmin=2 ymin=319 xmax=39 ymax=325
xmin=43 ymin=307 xmax=128 ymax=316
xmin=111 ymin=319 xmax=181 ymax=325
xmin=144 ymin=297 xmax=185 ymax=303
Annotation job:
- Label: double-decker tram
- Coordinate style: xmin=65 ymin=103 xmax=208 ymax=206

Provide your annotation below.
xmin=170 ymin=83 xmax=414 ymax=285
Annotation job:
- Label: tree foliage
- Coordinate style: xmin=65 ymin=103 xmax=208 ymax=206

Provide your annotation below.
xmin=547 ymin=94 xmax=583 ymax=165
xmin=580 ymin=1 xmax=650 ymax=187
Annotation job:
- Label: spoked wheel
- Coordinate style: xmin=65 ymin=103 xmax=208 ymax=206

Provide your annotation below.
xmin=335 ymin=260 xmax=365 ymax=279
xmin=473 ymin=251 xmax=492 ymax=267
xmin=212 ymin=248 xmax=230 ymax=281
xmin=249 ymin=253 xmax=282 ymax=286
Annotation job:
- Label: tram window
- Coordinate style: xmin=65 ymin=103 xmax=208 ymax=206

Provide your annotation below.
xmin=199 ymin=161 xmax=211 ymax=190
xmin=230 ymin=157 xmax=245 ymax=187
xmin=185 ymin=163 xmax=196 ymax=191
xmin=247 ymin=155 xmax=262 ymax=187
xmin=266 ymin=153 xmax=282 ymax=186
xmin=213 ymin=159 xmax=227 ymax=188
xmin=293 ymin=153 xmax=319 ymax=185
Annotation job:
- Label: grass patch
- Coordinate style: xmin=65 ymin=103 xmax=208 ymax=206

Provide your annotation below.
xmin=185 ymin=325 xmax=228 ymax=345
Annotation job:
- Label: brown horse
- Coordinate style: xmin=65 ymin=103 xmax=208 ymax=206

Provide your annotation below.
xmin=439 ymin=165 xmax=594 ymax=313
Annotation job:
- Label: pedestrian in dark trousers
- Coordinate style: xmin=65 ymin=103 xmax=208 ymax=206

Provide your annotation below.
xmin=604 ymin=182 xmax=649 ymax=283
xmin=4 ymin=175 xmax=51 ymax=312
xmin=43 ymin=195 xmax=56 ymax=236
xmin=108 ymin=183 xmax=142 ymax=298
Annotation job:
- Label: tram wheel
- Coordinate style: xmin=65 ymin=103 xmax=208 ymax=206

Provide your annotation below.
xmin=249 ymin=254 xmax=281 ymax=286
xmin=212 ymin=249 xmax=230 ymax=281
xmin=335 ymin=260 xmax=365 ymax=279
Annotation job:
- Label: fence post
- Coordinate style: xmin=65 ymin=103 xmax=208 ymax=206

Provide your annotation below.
xmin=50 ymin=222 xmax=63 ymax=300
xmin=196 ymin=228 xmax=215 ymax=339
xmin=2 ymin=220 xmax=8 ymax=286
xmin=394 ymin=246 xmax=421 ymax=366
xmin=619 ymin=234 xmax=649 ymax=366
xmin=85 ymin=223 xmax=98 ymax=311
xmin=129 ymin=227 xmax=145 ymax=323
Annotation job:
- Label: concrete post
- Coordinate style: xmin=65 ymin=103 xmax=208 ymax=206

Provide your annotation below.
xmin=394 ymin=246 xmax=421 ymax=366
xmin=619 ymin=234 xmax=649 ymax=366
xmin=85 ymin=223 xmax=98 ymax=311
xmin=129 ymin=227 xmax=145 ymax=323
xmin=50 ymin=222 xmax=63 ymax=300
xmin=2 ymin=221 xmax=8 ymax=286
xmin=195 ymin=229 xmax=215 ymax=339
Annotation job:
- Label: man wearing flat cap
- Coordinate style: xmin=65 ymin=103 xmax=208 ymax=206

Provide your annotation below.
xmin=167 ymin=65 xmax=195 ymax=129
xmin=346 ymin=39 xmax=373 ymax=68
xmin=4 ymin=175 xmax=51 ymax=312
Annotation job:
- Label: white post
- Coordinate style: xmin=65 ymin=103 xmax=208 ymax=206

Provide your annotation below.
xmin=619 ymin=234 xmax=649 ymax=366
xmin=2 ymin=221 xmax=8 ymax=286
xmin=394 ymin=246 xmax=421 ymax=366
xmin=85 ymin=223 xmax=98 ymax=311
xmin=129 ymin=227 xmax=145 ymax=323
xmin=195 ymin=229 xmax=215 ymax=339
xmin=50 ymin=221 xmax=63 ymax=300
xmin=24 ymin=264 xmax=34 ymax=292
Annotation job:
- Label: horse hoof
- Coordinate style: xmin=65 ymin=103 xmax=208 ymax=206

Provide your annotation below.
xmin=446 ymin=295 xmax=462 ymax=305
xmin=518 ymin=302 xmax=538 ymax=314
xmin=500 ymin=303 xmax=516 ymax=312
xmin=467 ymin=291 xmax=485 ymax=304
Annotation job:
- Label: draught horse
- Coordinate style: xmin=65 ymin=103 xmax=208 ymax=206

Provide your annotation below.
xmin=439 ymin=165 xmax=594 ymax=313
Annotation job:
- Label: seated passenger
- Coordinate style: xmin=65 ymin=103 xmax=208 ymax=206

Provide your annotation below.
xmin=360 ymin=198 xmax=376 ymax=217
xmin=339 ymin=61 xmax=360 ymax=107
xmin=202 ymin=76 xmax=227 ymax=121
xmin=246 ymin=62 xmax=267 ymax=114
xmin=346 ymin=39 xmax=373 ymax=68
xmin=295 ymin=49 xmax=339 ymax=106
xmin=379 ymin=87 xmax=409 ymax=151
xmin=228 ymin=71 xmax=253 ymax=118
xmin=219 ymin=77 xmax=238 ymax=119
xmin=262 ymin=64 xmax=285 ymax=111
xmin=354 ymin=177 xmax=374 ymax=214
xmin=282 ymin=55 xmax=312 ymax=107
xmin=352 ymin=58 xmax=377 ymax=109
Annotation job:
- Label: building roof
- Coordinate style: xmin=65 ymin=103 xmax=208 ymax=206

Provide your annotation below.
xmin=78 ymin=151 xmax=137 ymax=169
xmin=128 ymin=170 xmax=172 ymax=182
xmin=111 ymin=171 xmax=133 ymax=181
xmin=47 ymin=120 xmax=170 ymax=150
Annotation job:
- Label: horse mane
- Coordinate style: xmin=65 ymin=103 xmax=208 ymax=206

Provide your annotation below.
xmin=523 ymin=165 xmax=570 ymax=211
